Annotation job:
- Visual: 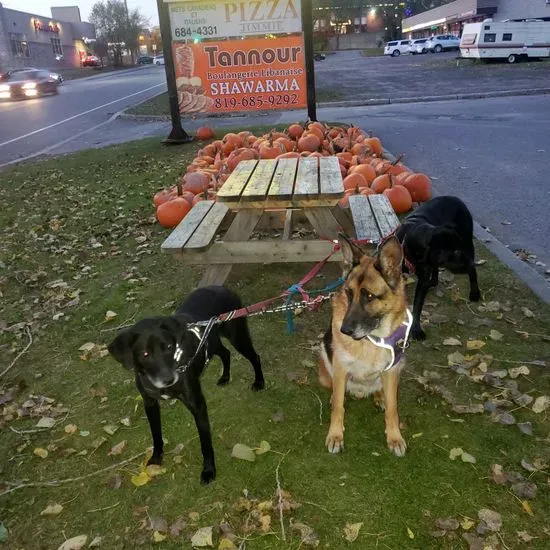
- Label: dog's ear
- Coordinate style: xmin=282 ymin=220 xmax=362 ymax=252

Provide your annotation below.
xmin=339 ymin=233 xmax=364 ymax=275
xmin=108 ymin=329 xmax=138 ymax=370
xmin=430 ymin=226 xmax=462 ymax=250
xmin=375 ymin=236 xmax=403 ymax=290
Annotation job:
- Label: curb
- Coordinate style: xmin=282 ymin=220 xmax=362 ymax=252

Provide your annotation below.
xmin=117 ymin=87 xmax=550 ymax=121
xmin=383 ymin=147 xmax=550 ymax=304
xmin=63 ymin=65 xmax=152 ymax=83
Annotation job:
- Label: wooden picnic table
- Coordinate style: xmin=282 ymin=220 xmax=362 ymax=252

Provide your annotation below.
xmin=161 ymin=157 xmax=399 ymax=287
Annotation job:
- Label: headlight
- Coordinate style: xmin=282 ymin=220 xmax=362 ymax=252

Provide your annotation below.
xmin=22 ymin=82 xmax=37 ymax=89
xmin=0 ymin=84 xmax=9 ymax=91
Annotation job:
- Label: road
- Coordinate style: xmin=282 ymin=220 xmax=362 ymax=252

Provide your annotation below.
xmin=0 ymin=66 xmax=166 ymax=166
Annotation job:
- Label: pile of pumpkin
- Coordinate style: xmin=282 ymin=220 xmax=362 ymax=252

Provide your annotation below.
xmin=154 ymin=123 xmax=432 ymax=228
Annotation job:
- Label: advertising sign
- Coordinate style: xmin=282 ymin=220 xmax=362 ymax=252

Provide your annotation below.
xmin=173 ymin=35 xmax=307 ymax=114
xmin=167 ymin=0 xmax=302 ymax=40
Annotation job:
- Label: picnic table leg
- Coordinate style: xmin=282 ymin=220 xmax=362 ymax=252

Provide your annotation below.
xmin=304 ymin=207 xmax=342 ymax=240
xmin=282 ymin=209 xmax=293 ymax=240
xmin=198 ymin=209 xmax=263 ymax=287
xmin=330 ymin=206 xmax=355 ymax=237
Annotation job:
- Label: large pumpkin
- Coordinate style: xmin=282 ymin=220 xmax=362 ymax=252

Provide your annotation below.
xmin=371 ymin=174 xmax=392 ymax=194
xmin=383 ymin=185 xmax=413 ymax=214
xmin=402 ymin=173 xmax=432 ymax=202
xmin=349 ymin=164 xmax=376 ymax=185
xmin=196 ymin=126 xmax=215 ymax=141
xmin=183 ymin=171 xmax=210 ymax=194
xmin=343 ymin=173 xmax=367 ymax=191
xmin=156 ymin=197 xmax=192 ymax=228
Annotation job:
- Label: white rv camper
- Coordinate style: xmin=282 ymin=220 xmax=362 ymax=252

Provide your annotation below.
xmin=460 ymin=19 xmax=550 ymax=63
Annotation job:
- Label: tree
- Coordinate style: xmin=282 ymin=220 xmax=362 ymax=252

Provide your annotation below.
xmin=93 ymin=37 xmax=108 ymax=67
xmin=90 ymin=0 xmax=148 ymax=65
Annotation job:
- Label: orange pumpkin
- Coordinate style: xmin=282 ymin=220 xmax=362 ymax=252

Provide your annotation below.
xmin=371 ymin=174 xmax=392 ymax=194
xmin=196 ymin=126 xmax=215 ymax=141
xmin=275 ymin=137 xmax=294 ymax=152
xmin=287 ymin=123 xmax=304 ymax=139
xmin=365 ymin=137 xmax=383 ymax=156
xmin=259 ymin=141 xmax=285 ymax=159
xmin=383 ymin=185 xmax=413 ymax=213
xmin=183 ymin=171 xmax=210 ymax=194
xmin=157 ymin=198 xmax=192 ymax=228
xmin=402 ymin=173 xmax=432 ymax=202
xmin=153 ymin=189 xmax=174 ymax=207
xmin=277 ymin=151 xmax=301 ymax=159
xmin=349 ymin=164 xmax=376 ymax=185
xmin=360 ymin=187 xmax=375 ymax=196
xmin=297 ymin=134 xmax=321 ymax=153
xmin=343 ymin=173 xmax=367 ymax=191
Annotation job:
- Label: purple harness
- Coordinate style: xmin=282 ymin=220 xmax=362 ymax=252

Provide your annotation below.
xmin=367 ymin=309 xmax=413 ymax=372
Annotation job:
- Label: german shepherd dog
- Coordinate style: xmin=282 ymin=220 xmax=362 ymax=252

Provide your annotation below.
xmin=319 ymin=235 xmax=409 ymax=457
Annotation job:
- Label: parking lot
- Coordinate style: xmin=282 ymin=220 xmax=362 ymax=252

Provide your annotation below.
xmin=315 ymin=50 xmax=550 ymax=101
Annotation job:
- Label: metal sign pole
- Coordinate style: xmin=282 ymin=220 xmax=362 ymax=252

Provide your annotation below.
xmin=301 ymin=0 xmax=317 ymax=122
xmin=156 ymin=0 xmax=193 ymax=143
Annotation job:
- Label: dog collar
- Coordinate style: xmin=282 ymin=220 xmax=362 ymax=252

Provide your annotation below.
xmin=174 ymin=319 xmax=215 ymax=374
xmin=367 ymin=309 xmax=413 ymax=372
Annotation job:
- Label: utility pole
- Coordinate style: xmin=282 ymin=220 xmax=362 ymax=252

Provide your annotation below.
xmin=156 ymin=0 xmax=193 ymax=143
xmin=301 ymin=0 xmax=317 ymax=122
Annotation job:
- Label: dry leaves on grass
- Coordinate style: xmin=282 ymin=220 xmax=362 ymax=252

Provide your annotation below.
xmin=190 ymin=525 xmax=213 ymax=547
xmin=449 ymin=447 xmax=476 ymax=463
xmin=40 ymin=503 xmax=63 ymax=516
xmin=57 ymin=535 xmax=87 ymax=550
xmin=343 ymin=522 xmax=363 ymax=542
xmin=290 ymin=520 xmax=319 ymax=547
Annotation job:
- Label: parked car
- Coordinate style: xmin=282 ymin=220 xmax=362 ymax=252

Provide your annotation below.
xmin=384 ymin=40 xmax=411 ymax=57
xmin=408 ymin=38 xmax=429 ymax=54
xmin=314 ymin=53 xmax=326 ymax=61
xmin=0 ymin=69 xmax=59 ymax=100
xmin=426 ymin=34 xmax=461 ymax=53
xmin=137 ymin=55 xmax=154 ymax=65
xmin=82 ymin=55 xmax=101 ymax=67
xmin=153 ymin=55 xmax=165 ymax=65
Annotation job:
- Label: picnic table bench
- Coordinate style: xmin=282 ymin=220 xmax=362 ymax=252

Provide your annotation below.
xmin=161 ymin=157 xmax=400 ymax=287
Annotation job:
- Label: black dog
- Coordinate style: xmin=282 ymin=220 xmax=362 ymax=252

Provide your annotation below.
xmin=397 ymin=196 xmax=481 ymax=340
xmin=108 ymin=286 xmax=264 ymax=484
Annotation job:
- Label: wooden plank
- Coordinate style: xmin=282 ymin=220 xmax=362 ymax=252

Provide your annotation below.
xmin=282 ymin=209 xmax=293 ymax=240
xmin=185 ymin=202 xmax=229 ymax=250
xmin=216 ymin=160 xmax=257 ymax=202
xmin=304 ymin=207 xmax=342 ymax=240
xmin=160 ymin=200 xmax=214 ymax=252
xmin=319 ymin=157 xmax=344 ymax=199
xmin=241 ymin=159 xmax=277 ymax=201
xmin=330 ymin=206 xmax=355 ymax=237
xmin=198 ymin=209 xmax=263 ymax=287
xmin=174 ymin=240 xmax=343 ymax=264
xmin=368 ymin=194 xmax=400 ymax=238
xmin=267 ymin=158 xmax=298 ymax=201
xmin=293 ymin=157 xmax=319 ymax=199
xmin=349 ymin=194 xmax=381 ymax=242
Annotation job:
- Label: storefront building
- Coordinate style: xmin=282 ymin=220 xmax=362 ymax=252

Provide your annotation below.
xmin=0 ymin=4 xmax=95 ymax=71
xmin=402 ymin=0 xmax=550 ymax=38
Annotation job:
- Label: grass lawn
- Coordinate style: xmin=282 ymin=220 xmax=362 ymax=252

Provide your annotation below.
xmin=361 ymin=48 xmax=384 ymax=57
xmin=58 ymin=65 xmax=142 ymax=81
xmin=1 ymin=137 xmax=550 ymax=550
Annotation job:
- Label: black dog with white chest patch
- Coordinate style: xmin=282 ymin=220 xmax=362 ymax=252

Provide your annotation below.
xmin=397 ymin=196 xmax=481 ymax=340
xmin=108 ymin=286 xmax=264 ymax=484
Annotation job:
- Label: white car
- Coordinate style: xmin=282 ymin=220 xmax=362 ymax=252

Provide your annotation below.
xmin=384 ymin=40 xmax=411 ymax=57
xmin=153 ymin=55 xmax=165 ymax=65
xmin=408 ymin=38 xmax=429 ymax=54
xmin=426 ymin=34 xmax=461 ymax=53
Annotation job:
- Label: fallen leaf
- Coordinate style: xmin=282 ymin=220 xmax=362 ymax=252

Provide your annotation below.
xmin=108 ymin=440 xmax=126 ymax=456
xmin=169 ymin=517 xmax=187 ymax=537
xmin=449 ymin=447 xmax=464 ymax=460
xmin=290 ymin=521 xmax=319 ymax=547
xmin=259 ymin=515 xmax=271 ymax=533
xmin=89 ymin=536 xmax=103 ymax=547
xmin=522 ymin=500 xmax=534 ymax=516
xmin=190 ymin=526 xmax=213 ymax=547
xmin=218 ymin=539 xmax=237 ymax=550
xmin=461 ymin=452 xmax=477 ymax=464
xmin=255 ymin=440 xmax=271 ymax=455
xmin=491 ymin=464 xmax=506 ymax=485
xmin=460 ymin=518 xmax=475 ymax=530
xmin=513 ymin=394 xmax=533 ymax=407
xmin=435 ymin=518 xmax=459 ymax=531
xmin=521 ymin=458 xmax=537 ymax=472
xmin=64 ymin=424 xmax=78 ymax=435
xmin=231 ymin=443 xmax=256 ymax=462
xmin=489 ymin=330 xmax=503 ymax=341
xmin=271 ymin=410 xmax=284 ymax=422
xmin=517 ymin=531 xmax=534 ymax=542
xmin=467 ymin=340 xmax=486 ymax=350
xmin=103 ymin=424 xmax=118 ymax=436
xmin=412 ymin=432 xmax=423 ymax=439
xmin=493 ymin=412 xmax=516 ymax=425
xmin=146 ymin=464 xmax=167 ymax=477
xmin=0 ymin=523 xmax=7 ymax=543
xmin=509 ymin=366 xmax=530 ymax=379
xmin=443 ymin=337 xmax=462 ymax=346
xmin=406 ymin=526 xmax=415 ymax=539
xmin=532 ymin=395 xmax=550 ymax=414
xmin=40 ymin=503 xmax=63 ymax=516
xmin=120 ymin=417 xmax=131 ymax=427
xmin=106 ymin=474 xmax=122 ymax=489
xmin=91 ymin=436 xmax=107 ymax=451
xmin=448 ymin=351 xmax=466 ymax=366
xmin=189 ymin=512 xmax=200 ymax=522
xmin=521 ymin=307 xmax=535 ymax=318
xmin=343 ymin=522 xmax=363 ymax=542
xmin=79 ymin=430 xmax=90 ymax=437
xmin=131 ymin=471 xmax=151 ymax=487
xmin=452 ymin=404 xmax=484 ymax=414
xmin=477 ymin=509 xmax=502 ymax=532
xmin=57 ymin=535 xmax=88 ymax=550
xmin=78 ymin=342 xmax=96 ymax=352
xmin=34 ymin=447 xmax=48 ymax=459
xmin=104 ymin=310 xmax=117 ymax=322
xmin=36 ymin=417 xmax=55 ymax=429
xmin=153 ymin=531 xmax=167 ymax=542
xmin=149 ymin=516 xmax=168 ymax=532
xmin=512 ymin=482 xmax=537 ymax=500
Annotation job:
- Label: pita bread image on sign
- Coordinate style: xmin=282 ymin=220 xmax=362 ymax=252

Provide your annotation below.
xmin=174 ymin=45 xmax=213 ymax=113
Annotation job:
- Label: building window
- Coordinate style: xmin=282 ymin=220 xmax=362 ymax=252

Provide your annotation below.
xmin=503 ymin=33 xmax=513 ymax=42
xmin=484 ymin=33 xmax=497 ymax=43
xmin=51 ymin=38 xmax=63 ymax=56
xmin=10 ymin=34 xmax=30 ymax=57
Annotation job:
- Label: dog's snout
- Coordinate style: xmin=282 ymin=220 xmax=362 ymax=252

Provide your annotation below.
xmin=340 ymin=323 xmax=354 ymax=336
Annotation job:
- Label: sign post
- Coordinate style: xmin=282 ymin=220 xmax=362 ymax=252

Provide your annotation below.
xmin=156 ymin=0 xmax=193 ymax=143
xmin=301 ymin=0 xmax=317 ymax=121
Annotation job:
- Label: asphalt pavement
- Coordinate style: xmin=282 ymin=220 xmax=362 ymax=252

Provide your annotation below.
xmin=0 ymin=66 xmax=167 ymax=166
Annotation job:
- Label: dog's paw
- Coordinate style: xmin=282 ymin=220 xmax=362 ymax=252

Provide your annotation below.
xmin=373 ymin=392 xmax=385 ymax=411
xmin=147 ymin=452 xmax=164 ymax=466
xmin=200 ymin=467 xmax=216 ymax=484
xmin=326 ymin=429 xmax=344 ymax=454
xmin=217 ymin=375 xmax=230 ymax=386
xmin=411 ymin=326 xmax=426 ymax=341
xmin=469 ymin=289 xmax=481 ymax=302
xmin=251 ymin=379 xmax=265 ymax=391
xmin=387 ymin=434 xmax=407 ymax=457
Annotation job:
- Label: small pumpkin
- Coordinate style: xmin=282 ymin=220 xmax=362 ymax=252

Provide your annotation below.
xmin=297 ymin=134 xmax=321 ymax=153
xmin=371 ymin=174 xmax=393 ymax=194
xmin=196 ymin=126 xmax=215 ymax=141
xmin=153 ymin=189 xmax=174 ymax=207
xmin=364 ymin=137 xmax=383 ymax=156
xmin=156 ymin=197 xmax=192 ymax=228
xmin=183 ymin=171 xmax=210 ymax=194
xmin=343 ymin=173 xmax=367 ymax=191
xmin=349 ymin=164 xmax=376 ymax=185
xmin=259 ymin=141 xmax=285 ymax=159
xmin=383 ymin=185 xmax=412 ymax=214
xmin=287 ymin=123 xmax=304 ymax=139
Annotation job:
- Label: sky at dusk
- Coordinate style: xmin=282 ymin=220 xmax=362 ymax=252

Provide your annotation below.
xmin=2 ymin=0 xmax=160 ymax=26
